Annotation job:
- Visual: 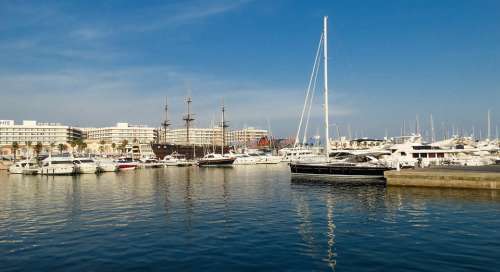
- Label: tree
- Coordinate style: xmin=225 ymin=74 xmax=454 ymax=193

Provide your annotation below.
xmin=111 ymin=142 xmax=116 ymax=154
xmin=121 ymin=139 xmax=128 ymax=154
xmin=34 ymin=142 xmax=43 ymax=159
xmin=26 ymin=141 xmax=32 ymax=158
xmin=58 ymin=143 xmax=66 ymax=154
xmin=11 ymin=141 xmax=19 ymax=162
xmin=69 ymin=140 xmax=77 ymax=154
xmin=81 ymin=142 xmax=88 ymax=154
xmin=50 ymin=142 xmax=55 ymax=155
xmin=99 ymin=140 xmax=106 ymax=155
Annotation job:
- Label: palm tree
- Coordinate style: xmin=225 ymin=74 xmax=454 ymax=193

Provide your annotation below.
xmin=58 ymin=143 xmax=65 ymax=154
xmin=26 ymin=141 xmax=32 ymax=158
xmin=99 ymin=140 xmax=106 ymax=155
xmin=34 ymin=142 xmax=43 ymax=160
xmin=69 ymin=140 xmax=77 ymax=155
xmin=111 ymin=142 xmax=116 ymax=154
xmin=11 ymin=141 xmax=19 ymax=162
xmin=81 ymin=142 xmax=88 ymax=154
xmin=50 ymin=142 xmax=55 ymax=156
xmin=121 ymin=139 xmax=128 ymax=155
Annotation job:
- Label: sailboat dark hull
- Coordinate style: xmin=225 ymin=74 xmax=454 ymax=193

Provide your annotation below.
xmin=151 ymin=143 xmax=230 ymax=160
xmin=290 ymin=163 xmax=393 ymax=179
xmin=197 ymin=157 xmax=236 ymax=166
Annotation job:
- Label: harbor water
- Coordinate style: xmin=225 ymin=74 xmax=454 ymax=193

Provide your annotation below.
xmin=1 ymin=165 xmax=499 ymax=271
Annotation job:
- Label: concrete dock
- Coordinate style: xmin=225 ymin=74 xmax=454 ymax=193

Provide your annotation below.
xmin=385 ymin=166 xmax=500 ymax=190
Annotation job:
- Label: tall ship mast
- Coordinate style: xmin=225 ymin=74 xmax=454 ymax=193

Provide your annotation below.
xmin=151 ymin=96 xmax=230 ymax=160
xmin=161 ymin=96 xmax=170 ymax=143
xmin=183 ymin=96 xmax=195 ymax=144
xmin=220 ymin=101 xmax=229 ymax=156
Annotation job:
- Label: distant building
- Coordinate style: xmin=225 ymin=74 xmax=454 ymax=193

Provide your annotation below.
xmin=0 ymin=120 xmax=82 ymax=156
xmin=228 ymin=127 xmax=268 ymax=145
xmin=84 ymin=122 xmax=156 ymax=144
xmin=82 ymin=123 xmax=156 ymax=157
xmin=156 ymin=126 xmax=268 ymax=146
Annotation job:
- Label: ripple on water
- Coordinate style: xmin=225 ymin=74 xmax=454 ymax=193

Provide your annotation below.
xmin=1 ymin=168 xmax=500 ymax=271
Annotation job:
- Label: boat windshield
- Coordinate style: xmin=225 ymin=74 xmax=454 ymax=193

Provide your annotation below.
xmin=51 ymin=161 xmax=74 ymax=165
xmin=80 ymin=159 xmax=94 ymax=163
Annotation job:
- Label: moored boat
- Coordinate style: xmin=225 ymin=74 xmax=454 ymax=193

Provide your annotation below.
xmin=115 ymin=157 xmax=138 ymax=171
xmin=73 ymin=158 xmax=98 ymax=174
xmin=40 ymin=156 xmax=75 ymax=175
xmin=197 ymin=153 xmax=235 ymax=166
xmin=8 ymin=160 xmax=38 ymax=174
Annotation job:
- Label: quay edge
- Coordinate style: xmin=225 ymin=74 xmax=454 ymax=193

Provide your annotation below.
xmin=385 ymin=169 xmax=500 ymax=190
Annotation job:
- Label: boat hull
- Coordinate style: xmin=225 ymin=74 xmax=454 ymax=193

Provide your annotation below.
xmin=289 ymin=163 xmax=392 ymax=179
xmin=39 ymin=166 xmax=75 ymax=175
xmin=152 ymin=143 xmax=230 ymax=160
xmin=197 ymin=158 xmax=236 ymax=166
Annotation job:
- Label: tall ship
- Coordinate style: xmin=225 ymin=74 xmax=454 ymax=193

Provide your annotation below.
xmin=151 ymin=96 xmax=230 ymax=160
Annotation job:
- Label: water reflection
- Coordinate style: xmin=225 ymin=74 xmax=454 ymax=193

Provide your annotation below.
xmin=1 ymin=168 xmax=500 ymax=271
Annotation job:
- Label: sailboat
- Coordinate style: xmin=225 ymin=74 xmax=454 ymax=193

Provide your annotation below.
xmin=289 ymin=16 xmax=393 ymax=179
xmin=197 ymin=102 xmax=236 ymax=166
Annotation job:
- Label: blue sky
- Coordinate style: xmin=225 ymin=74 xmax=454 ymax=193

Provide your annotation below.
xmin=0 ymin=0 xmax=499 ymax=139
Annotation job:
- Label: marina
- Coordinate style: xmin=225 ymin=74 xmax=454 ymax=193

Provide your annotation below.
xmin=1 ymin=166 xmax=500 ymax=271
xmin=1 ymin=1 xmax=500 ymax=270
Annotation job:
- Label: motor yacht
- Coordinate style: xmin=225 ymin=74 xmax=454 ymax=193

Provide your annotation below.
xmin=115 ymin=157 xmax=138 ymax=171
xmin=73 ymin=158 xmax=98 ymax=174
xmin=8 ymin=160 xmax=38 ymax=175
xmin=40 ymin=157 xmax=75 ymax=175
xmin=162 ymin=153 xmax=193 ymax=167
xmin=95 ymin=159 xmax=118 ymax=172
xmin=232 ymin=153 xmax=258 ymax=165
xmin=139 ymin=158 xmax=164 ymax=168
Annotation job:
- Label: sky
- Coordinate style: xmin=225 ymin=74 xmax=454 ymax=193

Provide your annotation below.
xmin=0 ymin=0 xmax=499 ymax=139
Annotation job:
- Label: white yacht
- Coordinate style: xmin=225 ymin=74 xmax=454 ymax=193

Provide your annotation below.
xmin=8 ymin=160 xmax=39 ymax=175
xmin=95 ymin=159 xmax=118 ymax=172
xmin=40 ymin=157 xmax=75 ymax=175
xmin=162 ymin=153 xmax=193 ymax=167
xmin=232 ymin=153 xmax=258 ymax=165
xmin=279 ymin=146 xmax=323 ymax=162
xmin=381 ymin=136 xmax=495 ymax=168
xmin=139 ymin=158 xmax=164 ymax=168
xmin=73 ymin=158 xmax=98 ymax=174
xmin=256 ymin=154 xmax=282 ymax=164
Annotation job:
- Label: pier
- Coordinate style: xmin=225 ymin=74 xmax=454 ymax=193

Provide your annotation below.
xmin=385 ymin=166 xmax=500 ymax=190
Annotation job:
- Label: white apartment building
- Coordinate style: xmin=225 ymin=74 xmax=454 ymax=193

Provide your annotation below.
xmin=157 ymin=126 xmax=268 ymax=146
xmin=0 ymin=120 xmax=82 ymax=146
xmin=228 ymin=127 xmax=268 ymax=145
xmin=159 ymin=127 xmax=224 ymax=146
xmin=0 ymin=120 xmax=82 ymax=156
xmin=84 ymin=122 xmax=156 ymax=144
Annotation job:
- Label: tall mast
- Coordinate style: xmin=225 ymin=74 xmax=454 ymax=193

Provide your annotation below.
xmin=183 ymin=96 xmax=194 ymax=144
xmin=323 ymin=16 xmax=330 ymax=160
xmin=430 ymin=113 xmax=435 ymax=142
xmin=220 ymin=100 xmax=229 ymax=156
xmin=487 ymin=109 xmax=491 ymax=140
xmin=162 ymin=96 xmax=170 ymax=143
